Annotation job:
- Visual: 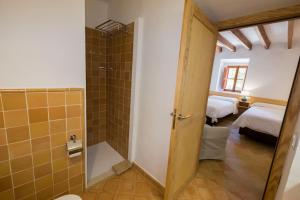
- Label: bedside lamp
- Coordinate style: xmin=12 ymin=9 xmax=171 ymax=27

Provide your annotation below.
xmin=241 ymin=90 xmax=250 ymax=102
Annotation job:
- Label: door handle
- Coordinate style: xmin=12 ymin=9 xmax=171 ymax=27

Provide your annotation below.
xmin=177 ymin=114 xmax=192 ymax=121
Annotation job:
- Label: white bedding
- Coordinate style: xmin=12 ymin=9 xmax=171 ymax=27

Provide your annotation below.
xmin=232 ymin=103 xmax=286 ymax=137
xmin=206 ymin=96 xmax=239 ymax=123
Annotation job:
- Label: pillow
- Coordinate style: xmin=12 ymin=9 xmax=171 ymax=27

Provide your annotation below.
xmin=251 ymin=102 xmax=286 ymax=110
xmin=209 ymin=95 xmax=239 ymax=103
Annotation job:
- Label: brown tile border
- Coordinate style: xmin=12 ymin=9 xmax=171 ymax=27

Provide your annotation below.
xmin=0 ymin=88 xmax=84 ymax=93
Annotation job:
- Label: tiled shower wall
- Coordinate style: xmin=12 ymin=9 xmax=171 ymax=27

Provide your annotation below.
xmin=85 ymin=23 xmax=134 ymax=159
xmin=0 ymin=89 xmax=85 ymax=200
xmin=86 ymin=28 xmax=107 ymax=146
xmin=106 ymin=24 xmax=134 ymax=159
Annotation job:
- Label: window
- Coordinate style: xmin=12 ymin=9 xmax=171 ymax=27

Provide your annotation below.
xmin=222 ymin=66 xmax=247 ymax=92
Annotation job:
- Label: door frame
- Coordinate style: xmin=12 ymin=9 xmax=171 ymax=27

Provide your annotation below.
xmin=164 ymin=3 xmax=300 ymax=200
xmin=164 ymin=0 xmax=217 ymax=199
xmin=215 ymin=6 xmax=300 ymax=199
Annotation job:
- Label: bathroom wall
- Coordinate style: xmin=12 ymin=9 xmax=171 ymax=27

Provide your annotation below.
xmin=108 ymin=0 xmax=185 ymax=185
xmin=0 ymin=0 xmax=85 ymax=88
xmin=86 ymin=28 xmax=107 ymax=146
xmin=85 ymin=0 xmax=108 ymax=28
xmin=106 ymin=23 xmax=134 ymax=159
xmin=85 ymin=24 xmax=134 ymax=159
xmin=0 ymin=89 xmax=85 ymax=200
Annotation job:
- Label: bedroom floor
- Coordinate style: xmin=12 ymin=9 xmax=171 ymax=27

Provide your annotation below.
xmin=178 ymin=117 xmax=275 ymax=200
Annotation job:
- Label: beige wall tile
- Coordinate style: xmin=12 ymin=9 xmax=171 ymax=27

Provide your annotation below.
xmin=0 ymin=175 xmax=12 ymax=192
xmin=67 ymin=130 xmax=82 ymax=140
xmin=0 ymin=189 xmax=14 ymax=200
xmin=67 ymin=105 xmax=81 ymax=118
xmin=33 ymin=150 xmax=51 ymax=166
xmin=49 ymin=107 xmax=66 ymax=120
xmin=0 ymin=145 xmax=9 ymax=161
xmin=53 ymin=180 xmax=68 ymax=196
xmin=8 ymin=140 xmax=31 ymax=159
xmin=53 ymin=169 xmax=68 ymax=184
xmin=10 ymin=155 xmax=33 ymax=173
xmin=4 ymin=110 xmax=28 ymax=128
xmin=0 ymin=96 xmax=2 ymax=112
xmin=2 ymin=92 xmax=26 ymax=111
xmin=68 ymin=155 xmax=82 ymax=166
xmin=67 ymin=117 xmax=81 ymax=131
xmin=30 ymin=122 xmax=49 ymax=139
xmin=0 ymin=88 xmax=85 ymax=200
xmin=12 ymin=168 xmax=34 ymax=187
xmin=52 ymin=158 xmax=68 ymax=173
xmin=28 ymin=108 xmax=48 ymax=123
xmin=27 ymin=92 xmax=47 ymax=108
xmin=51 ymin=133 xmax=66 ymax=148
xmin=68 ymin=164 xmax=82 ymax=179
xmin=6 ymin=126 xmax=29 ymax=143
xmin=0 ymin=129 xmax=7 ymax=145
xmin=52 ymin=145 xmax=67 ymax=161
xmin=69 ymin=184 xmax=83 ymax=196
xmin=21 ymin=194 xmax=36 ymax=200
xmin=66 ymin=91 xmax=81 ymax=105
xmin=14 ymin=181 xmax=35 ymax=200
xmin=34 ymin=163 xmax=52 ymax=179
xmin=69 ymin=174 xmax=82 ymax=187
xmin=48 ymin=92 xmax=65 ymax=107
xmin=0 ymin=161 xmax=10 ymax=178
xmin=35 ymin=175 xmax=53 ymax=192
xmin=50 ymin=119 xmax=66 ymax=134
xmin=36 ymin=186 xmax=53 ymax=200
xmin=0 ymin=113 xmax=4 ymax=128
xmin=31 ymin=136 xmax=50 ymax=153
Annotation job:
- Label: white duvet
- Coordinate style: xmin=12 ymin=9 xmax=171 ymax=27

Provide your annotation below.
xmin=206 ymin=96 xmax=239 ymax=123
xmin=232 ymin=103 xmax=286 ymax=137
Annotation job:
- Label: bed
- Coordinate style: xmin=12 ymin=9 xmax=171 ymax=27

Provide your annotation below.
xmin=206 ymin=95 xmax=239 ymax=123
xmin=232 ymin=103 xmax=286 ymax=143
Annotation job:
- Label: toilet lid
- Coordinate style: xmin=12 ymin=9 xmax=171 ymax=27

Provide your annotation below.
xmin=55 ymin=194 xmax=82 ymax=200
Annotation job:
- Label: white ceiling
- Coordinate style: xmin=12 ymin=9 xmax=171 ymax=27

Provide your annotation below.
xmin=219 ymin=19 xmax=300 ymax=48
xmin=195 ymin=0 xmax=300 ymax=22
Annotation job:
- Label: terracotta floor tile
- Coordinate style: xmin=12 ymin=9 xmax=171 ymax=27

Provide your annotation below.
xmin=82 ymin=168 xmax=163 ymax=200
xmin=83 ymin=118 xmax=272 ymax=200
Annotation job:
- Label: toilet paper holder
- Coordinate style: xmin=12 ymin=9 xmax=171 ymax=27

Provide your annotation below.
xmin=67 ymin=135 xmax=82 ymax=158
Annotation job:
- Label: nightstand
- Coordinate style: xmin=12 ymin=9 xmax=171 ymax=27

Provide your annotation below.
xmin=238 ymin=101 xmax=250 ymax=115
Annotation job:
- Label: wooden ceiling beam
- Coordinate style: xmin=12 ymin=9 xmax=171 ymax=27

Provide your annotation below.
xmin=217 ymin=34 xmax=236 ymax=52
xmin=231 ymin=29 xmax=252 ymax=50
xmin=216 ymin=4 xmax=300 ymax=31
xmin=256 ymin=25 xmax=271 ymax=49
xmin=216 ymin=46 xmax=222 ymax=53
xmin=288 ymin=20 xmax=294 ymax=49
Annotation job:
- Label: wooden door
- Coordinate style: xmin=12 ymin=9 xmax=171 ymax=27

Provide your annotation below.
xmin=164 ymin=0 xmax=217 ymax=199
xmin=263 ymin=58 xmax=300 ymax=200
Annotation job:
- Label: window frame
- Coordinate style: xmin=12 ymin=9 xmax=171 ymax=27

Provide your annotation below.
xmin=223 ymin=65 xmax=248 ymax=93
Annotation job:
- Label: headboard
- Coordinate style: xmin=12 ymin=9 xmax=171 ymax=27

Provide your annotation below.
xmin=209 ymin=91 xmax=288 ymax=106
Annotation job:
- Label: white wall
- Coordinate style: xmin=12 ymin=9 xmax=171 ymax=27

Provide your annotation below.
xmin=108 ymin=0 xmax=185 ymax=185
xmin=0 ymin=0 xmax=85 ymax=88
xmin=210 ymin=43 xmax=300 ymax=100
xmin=85 ymin=0 xmax=108 ymax=28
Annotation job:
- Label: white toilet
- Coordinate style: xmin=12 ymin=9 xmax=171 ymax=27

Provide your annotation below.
xmin=55 ymin=194 xmax=82 ymax=200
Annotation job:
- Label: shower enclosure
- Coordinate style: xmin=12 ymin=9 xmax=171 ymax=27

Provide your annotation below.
xmin=85 ymin=21 xmax=134 ymax=185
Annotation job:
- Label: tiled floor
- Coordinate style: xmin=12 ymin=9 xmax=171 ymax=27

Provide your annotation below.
xmin=82 ymin=167 xmax=163 ymax=200
xmin=82 ymin=117 xmax=275 ymax=200
xmin=178 ymin=117 xmax=275 ymax=200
